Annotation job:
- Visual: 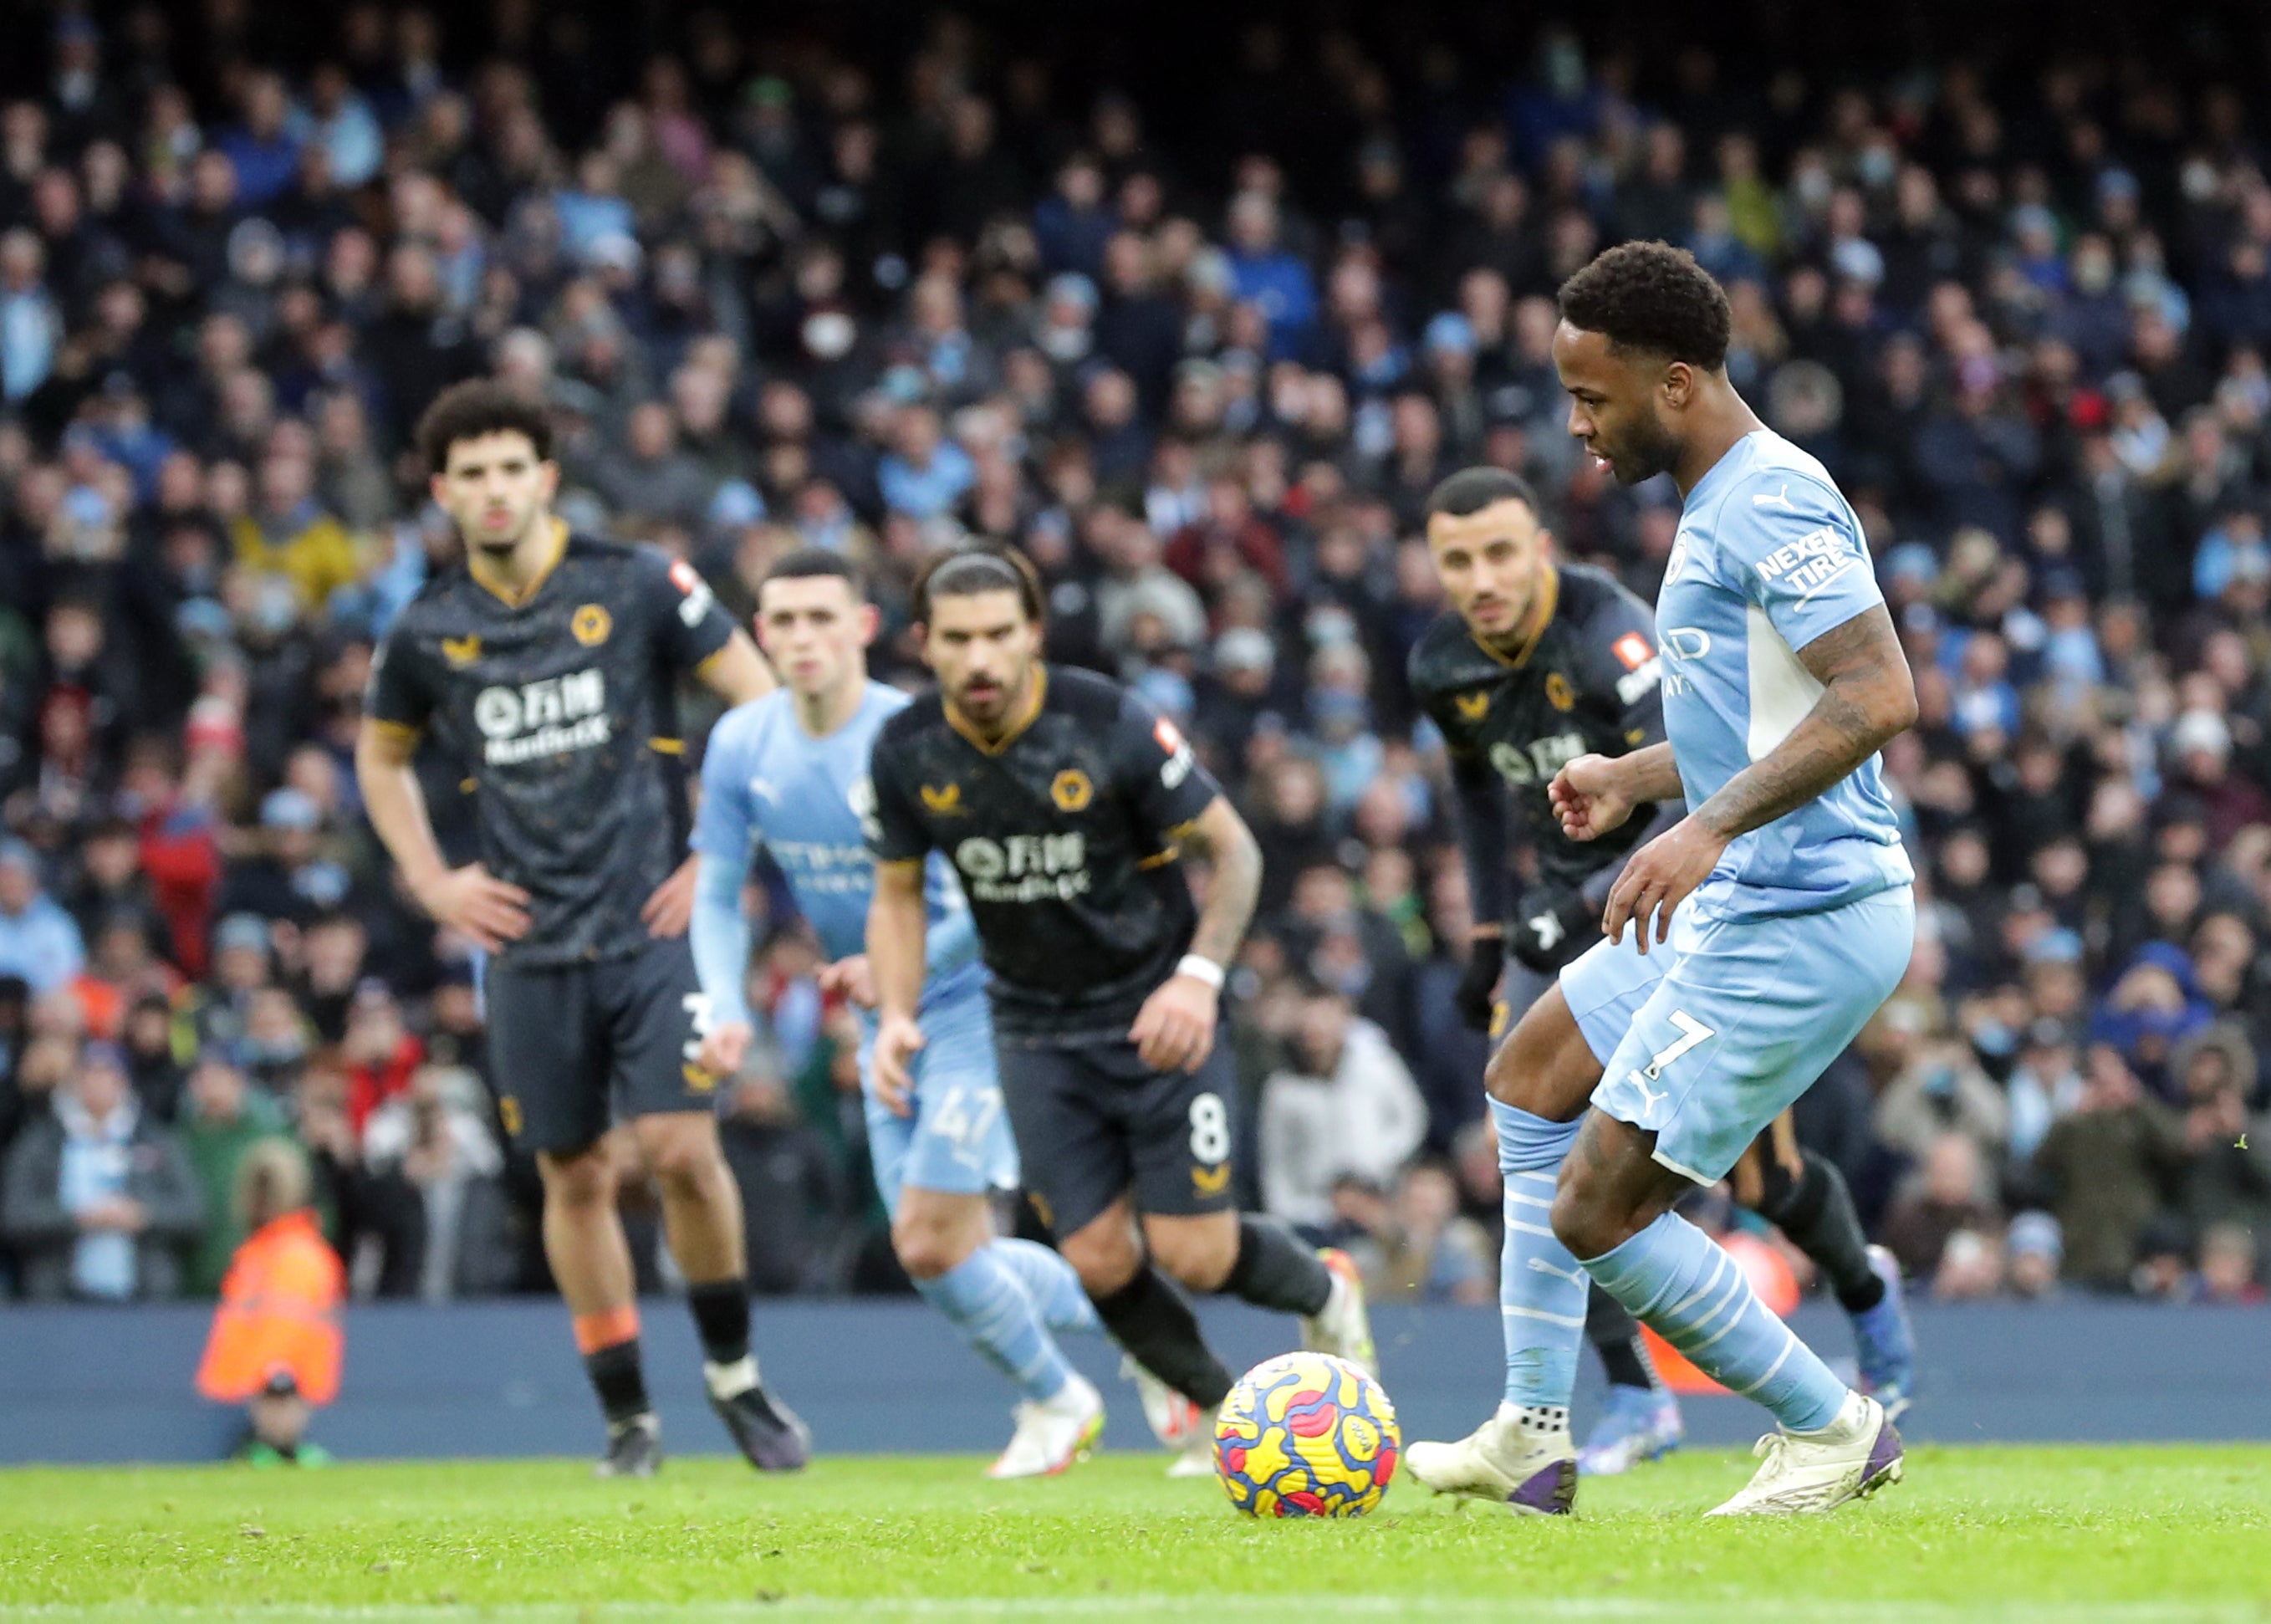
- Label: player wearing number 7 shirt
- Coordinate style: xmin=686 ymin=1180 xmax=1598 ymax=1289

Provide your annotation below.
xmin=1407 ymin=243 xmax=1919 ymax=1519
xmin=864 ymin=545 xmax=1377 ymax=1474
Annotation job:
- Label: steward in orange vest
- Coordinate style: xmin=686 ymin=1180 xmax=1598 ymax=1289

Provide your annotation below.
xmin=196 ymin=1141 xmax=344 ymax=1463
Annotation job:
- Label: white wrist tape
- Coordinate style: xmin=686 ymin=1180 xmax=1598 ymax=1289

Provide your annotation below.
xmin=1176 ymin=954 xmax=1227 ymax=991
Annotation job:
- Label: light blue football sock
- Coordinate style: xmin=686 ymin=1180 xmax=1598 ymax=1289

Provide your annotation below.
xmin=1490 ymin=1099 xmax=1588 ymax=1412
xmin=1582 ymin=1211 xmax=1847 ymax=1433
xmin=988 ymin=1238 xmax=1102 ymax=1336
xmin=918 ymin=1247 xmax=1074 ymax=1404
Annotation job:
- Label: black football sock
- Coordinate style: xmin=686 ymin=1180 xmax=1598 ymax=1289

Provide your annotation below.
xmin=1758 ymin=1150 xmax=1884 ymax=1315
xmin=1090 ymin=1266 xmax=1235 ymax=1409
xmin=687 ymin=1279 xmax=753 ymax=1368
xmin=583 ymin=1339 xmax=652 ymax=1429
xmin=1221 ymin=1215 xmax=1332 ymax=1317
xmin=1585 ymin=1283 xmax=1664 ymax=1393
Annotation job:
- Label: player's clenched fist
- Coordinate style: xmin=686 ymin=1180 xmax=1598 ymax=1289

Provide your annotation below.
xmin=697 ymin=1019 xmax=755 ymax=1081
xmin=1131 ymin=971 xmax=1220 ymax=1075
xmin=817 ymin=954 xmax=878 ymax=1009
xmin=410 ymin=862 xmax=532 ymax=952
xmin=1549 ymin=753 xmax=1636 ymax=843
xmin=870 ymin=1013 xmax=926 ymax=1116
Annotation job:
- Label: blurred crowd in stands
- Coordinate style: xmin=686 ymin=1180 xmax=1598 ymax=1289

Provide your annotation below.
xmin=1 ymin=3 xmax=2267 ymax=1312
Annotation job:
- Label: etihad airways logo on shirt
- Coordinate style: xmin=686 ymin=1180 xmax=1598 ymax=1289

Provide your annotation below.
xmin=473 ymin=669 xmax=610 ymax=764
xmin=953 ymin=833 xmax=1090 ymax=903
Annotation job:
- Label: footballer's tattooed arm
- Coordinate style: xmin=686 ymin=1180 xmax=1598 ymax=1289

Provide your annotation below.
xmin=1175 ymin=794 xmax=1263 ymax=972
xmin=1602 ymin=606 xmax=1916 ymax=952
xmin=1692 ymin=605 xmax=1917 ymax=842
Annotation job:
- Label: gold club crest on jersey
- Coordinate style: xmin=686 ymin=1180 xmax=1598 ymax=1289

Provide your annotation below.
xmin=572 ymin=604 xmax=613 ymax=646
xmin=1050 ymin=769 xmax=1095 ymax=811
xmin=920 ymin=782 xmax=965 ymax=815
xmin=441 ymin=635 xmax=482 ymax=666
xmin=1546 ymin=672 xmax=1575 ymax=712
xmin=1454 ymin=691 xmax=1490 ymax=722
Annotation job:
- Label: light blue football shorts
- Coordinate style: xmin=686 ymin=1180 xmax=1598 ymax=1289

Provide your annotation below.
xmin=857 ymin=988 xmax=1020 ymax=1215
xmin=1559 ymin=885 xmax=1915 ymax=1185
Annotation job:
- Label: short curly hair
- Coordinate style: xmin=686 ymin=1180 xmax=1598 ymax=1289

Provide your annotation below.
xmin=1557 ymin=241 xmax=1732 ymax=370
xmin=416 ymin=380 xmax=554 ymax=475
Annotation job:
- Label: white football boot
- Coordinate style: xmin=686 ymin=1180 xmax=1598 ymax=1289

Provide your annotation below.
xmin=1166 ymin=1412 xmax=1219 ymax=1478
xmin=1301 ymin=1249 xmax=1379 ymax=1376
xmin=1404 ymin=1402 xmax=1577 ymax=1514
xmin=1705 ymin=1392 xmax=1904 ymax=1516
xmin=985 ymin=1371 xmax=1105 ymax=1479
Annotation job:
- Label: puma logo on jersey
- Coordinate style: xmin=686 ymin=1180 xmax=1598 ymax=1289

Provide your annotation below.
xmin=441 ymin=635 xmax=482 ymax=666
xmin=1623 ymin=1071 xmax=1667 ymax=1112
xmin=1752 ymin=482 xmax=1797 ymax=510
xmin=920 ymin=783 xmax=965 ymax=815
xmin=1454 ymin=691 xmax=1490 ymax=722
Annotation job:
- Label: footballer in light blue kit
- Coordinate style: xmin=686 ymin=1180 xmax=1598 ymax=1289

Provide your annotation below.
xmin=1407 ymin=243 xmax=1918 ymax=1519
xmin=689 ymin=549 xmax=1117 ymax=1478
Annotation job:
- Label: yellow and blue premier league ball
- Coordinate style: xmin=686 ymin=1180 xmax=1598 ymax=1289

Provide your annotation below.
xmin=1214 ymin=1351 xmax=1400 ymax=1518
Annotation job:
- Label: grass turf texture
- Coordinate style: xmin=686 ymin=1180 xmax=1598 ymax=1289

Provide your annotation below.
xmin=1 ymin=1448 xmax=2266 ymax=1622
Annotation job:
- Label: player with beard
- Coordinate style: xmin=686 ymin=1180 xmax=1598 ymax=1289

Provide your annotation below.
xmin=1410 ymin=467 xmax=1914 ymax=1480
xmin=358 ymin=380 xmax=806 ymax=1478
xmin=865 ymin=546 xmax=1376 ymax=1475
xmin=691 ymin=549 xmax=1195 ymax=1478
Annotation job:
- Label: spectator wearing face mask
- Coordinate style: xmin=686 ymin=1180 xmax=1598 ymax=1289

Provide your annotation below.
xmin=178 ymin=1049 xmax=293 ymax=1295
xmin=1258 ymin=978 xmax=1426 ymax=1234
xmin=0 ymin=840 xmax=85 ymax=998
xmin=2 ymin=1040 xmax=203 ymax=1300
xmin=2033 ymin=1044 xmax=2189 ymax=1290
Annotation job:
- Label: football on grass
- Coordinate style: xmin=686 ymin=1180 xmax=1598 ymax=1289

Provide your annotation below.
xmin=1214 ymin=1351 xmax=1400 ymax=1518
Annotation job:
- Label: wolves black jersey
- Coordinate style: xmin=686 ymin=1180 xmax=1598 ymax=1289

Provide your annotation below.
xmin=867 ymin=665 xmax=1223 ymax=1040
xmin=1410 ymin=562 xmax=1666 ymax=902
xmin=367 ymin=526 xmax=736 ymax=968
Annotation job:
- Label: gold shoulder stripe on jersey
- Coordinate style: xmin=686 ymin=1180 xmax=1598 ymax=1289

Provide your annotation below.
xmin=920 ymin=783 xmax=965 ymax=815
xmin=1453 ymin=691 xmax=1489 ymax=722
xmin=572 ymin=603 xmax=613 ymax=646
xmin=441 ymin=635 xmax=482 ymax=666
xmin=1051 ymin=769 xmax=1095 ymax=811
xmin=1546 ymin=672 xmax=1575 ymax=712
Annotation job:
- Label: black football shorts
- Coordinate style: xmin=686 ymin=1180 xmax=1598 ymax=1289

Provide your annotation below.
xmin=995 ymin=1031 xmax=1240 ymax=1238
xmin=482 ymin=936 xmax=720 ymax=1155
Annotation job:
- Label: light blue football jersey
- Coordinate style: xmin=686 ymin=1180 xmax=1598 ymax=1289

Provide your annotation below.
xmin=1656 ymin=429 xmax=1915 ymax=920
xmin=693 ymin=682 xmax=984 ymax=1009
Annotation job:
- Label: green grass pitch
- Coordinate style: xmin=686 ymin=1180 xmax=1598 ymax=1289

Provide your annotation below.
xmin=2 ymin=1446 xmax=2266 ymax=1622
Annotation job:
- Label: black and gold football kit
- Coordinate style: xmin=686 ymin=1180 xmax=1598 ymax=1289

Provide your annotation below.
xmin=368 ymin=524 xmax=737 ymax=1152
xmin=866 ymin=664 xmax=1237 ymax=1237
xmin=1409 ymin=560 xmax=1667 ymax=995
